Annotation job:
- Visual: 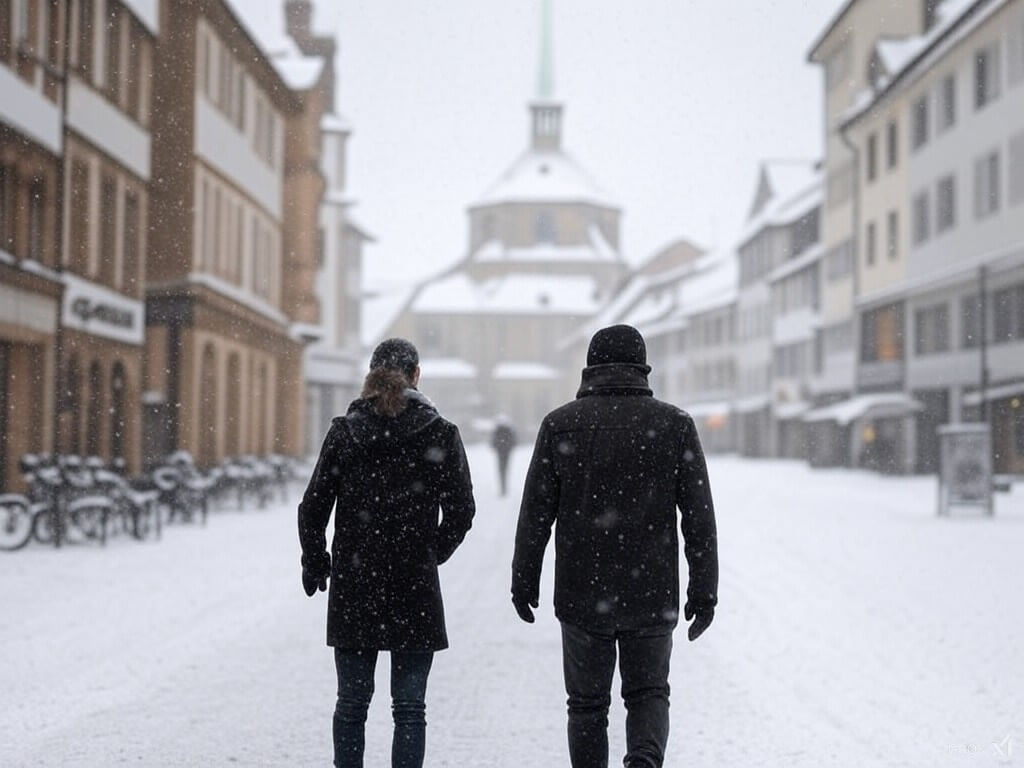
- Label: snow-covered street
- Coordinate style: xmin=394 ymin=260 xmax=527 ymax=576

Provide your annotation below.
xmin=1 ymin=446 xmax=1021 ymax=767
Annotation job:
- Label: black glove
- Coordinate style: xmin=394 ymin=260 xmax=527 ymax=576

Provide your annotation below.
xmin=512 ymin=594 xmax=538 ymax=624
xmin=301 ymin=551 xmax=331 ymax=597
xmin=684 ymin=601 xmax=714 ymax=642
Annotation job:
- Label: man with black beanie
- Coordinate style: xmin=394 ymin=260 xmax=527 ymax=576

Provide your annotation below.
xmin=511 ymin=324 xmax=718 ymax=768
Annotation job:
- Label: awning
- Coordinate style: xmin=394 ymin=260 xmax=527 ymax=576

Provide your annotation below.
xmin=685 ymin=401 xmax=731 ymax=419
xmin=962 ymin=380 xmax=1024 ymax=407
xmin=733 ymin=394 xmax=771 ymax=414
xmin=774 ymin=400 xmax=811 ymax=420
xmin=802 ymin=393 xmax=923 ymax=425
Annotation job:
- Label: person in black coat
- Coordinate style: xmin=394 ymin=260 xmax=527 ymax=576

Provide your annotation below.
xmin=511 ymin=324 xmax=718 ymax=768
xmin=490 ymin=416 xmax=517 ymax=496
xmin=298 ymin=338 xmax=475 ymax=768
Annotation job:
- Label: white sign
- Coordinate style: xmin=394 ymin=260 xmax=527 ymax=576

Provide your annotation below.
xmin=61 ymin=273 xmax=144 ymax=346
xmin=937 ymin=423 xmax=993 ymax=516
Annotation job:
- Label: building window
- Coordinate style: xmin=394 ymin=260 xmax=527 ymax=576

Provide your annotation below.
xmin=912 ymin=95 xmax=929 ymax=150
xmin=975 ymin=43 xmax=1001 ymax=110
xmin=77 ymin=0 xmax=94 ymax=78
xmin=105 ymin=1 xmax=121 ymax=101
xmin=110 ymin=362 xmax=126 ymax=460
xmin=99 ymin=173 xmax=116 ymax=282
xmin=974 ymin=149 xmax=1001 ymax=219
xmin=886 ymin=120 xmax=899 ymax=169
xmin=923 ymin=0 xmax=940 ymax=31
xmin=885 ymin=210 xmax=899 ymax=260
xmin=962 ymin=294 xmax=982 ymax=349
xmin=861 ymin=303 xmax=904 ymax=363
xmin=914 ymin=303 xmax=950 ymax=355
xmin=1010 ymin=13 xmax=1024 ymax=86
xmin=1010 ymin=129 xmax=1024 ymax=207
xmin=912 ymin=191 xmax=930 ymax=245
xmin=993 ymin=283 xmax=1024 ymax=343
xmin=70 ymin=158 xmax=90 ymax=273
xmin=938 ymin=73 xmax=956 ymax=132
xmin=0 ymin=166 xmax=10 ymax=253
xmin=125 ymin=18 xmax=142 ymax=121
xmin=936 ymin=175 xmax=956 ymax=233
xmin=535 ymin=212 xmax=555 ymax=243
xmin=123 ymin=190 xmax=139 ymax=291
xmin=87 ymin=359 xmax=103 ymax=457
xmin=866 ymin=133 xmax=878 ymax=182
xmin=28 ymin=178 xmax=45 ymax=263
xmin=865 ymin=221 xmax=877 ymax=266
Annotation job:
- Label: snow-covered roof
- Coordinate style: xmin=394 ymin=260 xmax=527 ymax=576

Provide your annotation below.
xmin=768 ymin=242 xmax=825 ymax=284
xmin=472 ymin=149 xmax=618 ymax=209
xmin=412 ymin=271 xmax=603 ymax=317
xmin=842 ymin=0 xmax=998 ymax=128
xmin=962 ymin=380 xmax=1024 ymax=406
xmin=321 ymin=113 xmax=352 ymax=134
xmin=733 ymin=394 xmax=771 ymax=414
xmin=740 ymin=164 xmax=822 ymax=246
xmin=492 ymin=362 xmax=560 ymax=381
xmin=685 ymin=400 xmax=732 ymax=418
xmin=222 ymin=0 xmax=325 ymax=91
xmin=774 ymin=400 xmax=811 ymax=420
xmin=419 ymin=358 xmax=478 ymax=380
xmin=678 ymin=250 xmax=739 ymax=317
xmin=802 ymin=393 xmax=924 ymax=425
xmin=473 ymin=226 xmax=621 ymax=265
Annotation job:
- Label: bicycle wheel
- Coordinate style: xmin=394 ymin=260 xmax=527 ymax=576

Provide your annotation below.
xmin=0 ymin=495 xmax=33 ymax=551
xmin=32 ymin=506 xmax=61 ymax=545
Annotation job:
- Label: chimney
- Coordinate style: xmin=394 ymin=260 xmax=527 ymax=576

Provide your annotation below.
xmin=285 ymin=0 xmax=313 ymax=46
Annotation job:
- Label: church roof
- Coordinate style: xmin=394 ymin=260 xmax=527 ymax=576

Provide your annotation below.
xmin=471 ymin=148 xmax=619 ymax=210
xmin=412 ymin=271 xmax=604 ymax=317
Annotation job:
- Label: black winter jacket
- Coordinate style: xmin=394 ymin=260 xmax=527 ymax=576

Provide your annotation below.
xmin=298 ymin=391 xmax=475 ymax=650
xmin=511 ymin=363 xmax=718 ymax=633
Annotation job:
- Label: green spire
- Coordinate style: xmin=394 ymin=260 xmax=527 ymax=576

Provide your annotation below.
xmin=536 ymin=0 xmax=555 ymax=100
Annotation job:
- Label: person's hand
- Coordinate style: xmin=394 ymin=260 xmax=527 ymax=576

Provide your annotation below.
xmin=512 ymin=595 xmax=538 ymax=624
xmin=301 ymin=551 xmax=331 ymax=597
xmin=684 ymin=602 xmax=714 ymax=642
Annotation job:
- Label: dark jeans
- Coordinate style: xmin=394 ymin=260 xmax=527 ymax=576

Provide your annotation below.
xmin=561 ymin=622 xmax=673 ymax=768
xmin=333 ymin=648 xmax=434 ymax=768
xmin=497 ymin=451 xmax=511 ymax=496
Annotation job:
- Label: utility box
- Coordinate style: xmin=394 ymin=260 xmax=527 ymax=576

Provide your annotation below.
xmin=937 ymin=423 xmax=993 ymax=517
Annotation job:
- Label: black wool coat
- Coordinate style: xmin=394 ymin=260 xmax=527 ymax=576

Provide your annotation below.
xmin=298 ymin=391 xmax=475 ymax=650
xmin=511 ymin=363 xmax=718 ymax=633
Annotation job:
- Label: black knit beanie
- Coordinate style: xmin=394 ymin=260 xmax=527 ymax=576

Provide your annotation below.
xmin=586 ymin=325 xmax=648 ymax=368
xmin=370 ymin=338 xmax=419 ymax=378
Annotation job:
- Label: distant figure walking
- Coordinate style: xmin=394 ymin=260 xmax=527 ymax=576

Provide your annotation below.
xmin=298 ymin=338 xmax=475 ymax=768
xmin=490 ymin=416 xmax=518 ymax=496
xmin=511 ymin=324 xmax=718 ymax=768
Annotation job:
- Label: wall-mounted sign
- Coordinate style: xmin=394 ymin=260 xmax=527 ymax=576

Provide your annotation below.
xmin=61 ymin=273 xmax=144 ymax=346
xmin=937 ymin=423 xmax=993 ymax=516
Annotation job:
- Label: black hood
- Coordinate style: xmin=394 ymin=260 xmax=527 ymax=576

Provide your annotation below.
xmin=343 ymin=388 xmax=441 ymax=448
xmin=576 ymin=363 xmax=653 ymax=399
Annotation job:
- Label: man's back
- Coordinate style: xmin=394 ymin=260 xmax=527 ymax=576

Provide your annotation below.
xmin=512 ymin=361 xmax=717 ymax=633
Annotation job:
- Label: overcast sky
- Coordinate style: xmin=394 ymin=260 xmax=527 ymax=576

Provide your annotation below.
xmin=248 ymin=0 xmax=835 ymax=321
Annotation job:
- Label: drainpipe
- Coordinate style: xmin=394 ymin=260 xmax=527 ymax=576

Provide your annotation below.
xmin=52 ymin=1 xmax=73 ymax=454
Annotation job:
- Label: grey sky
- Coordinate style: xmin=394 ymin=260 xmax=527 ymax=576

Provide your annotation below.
xmin=251 ymin=0 xmax=834 ymax=291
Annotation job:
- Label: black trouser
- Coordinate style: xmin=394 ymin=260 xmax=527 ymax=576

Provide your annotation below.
xmin=333 ymin=648 xmax=434 ymax=768
xmin=561 ymin=622 xmax=673 ymax=768
xmin=497 ymin=451 xmax=511 ymax=496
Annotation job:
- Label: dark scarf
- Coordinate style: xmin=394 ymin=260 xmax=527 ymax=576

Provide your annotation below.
xmin=576 ymin=363 xmax=653 ymax=399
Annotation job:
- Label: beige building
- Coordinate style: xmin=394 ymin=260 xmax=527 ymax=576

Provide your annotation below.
xmin=144 ymin=0 xmax=324 ymax=467
xmin=384 ymin=4 xmax=626 ymax=434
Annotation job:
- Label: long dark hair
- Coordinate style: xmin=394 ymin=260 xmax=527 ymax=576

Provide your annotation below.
xmin=361 ymin=338 xmax=419 ymax=417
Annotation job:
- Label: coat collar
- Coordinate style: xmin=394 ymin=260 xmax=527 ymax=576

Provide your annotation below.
xmin=576 ymin=363 xmax=653 ymax=399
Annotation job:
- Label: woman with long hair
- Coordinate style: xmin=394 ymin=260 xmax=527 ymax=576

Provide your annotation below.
xmin=298 ymin=338 xmax=475 ymax=768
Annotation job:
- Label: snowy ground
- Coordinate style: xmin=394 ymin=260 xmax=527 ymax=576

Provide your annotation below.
xmin=1 ymin=446 xmax=1021 ymax=767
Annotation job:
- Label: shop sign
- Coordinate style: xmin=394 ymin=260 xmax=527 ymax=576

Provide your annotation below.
xmin=937 ymin=423 xmax=993 ymax=516
xmin=61 ymin=273 xmax=144 ymax=345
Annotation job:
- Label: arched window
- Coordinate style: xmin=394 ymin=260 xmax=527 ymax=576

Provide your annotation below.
xmin=110 ymin=362 xmax=126 ymax=460
xmin=199 ymin=343 xmax=218 ymax=466
xmin=87 ymin=360 xmax=103 ymax=457
xmin=225 ymin=352 xmax=241 ymax=456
